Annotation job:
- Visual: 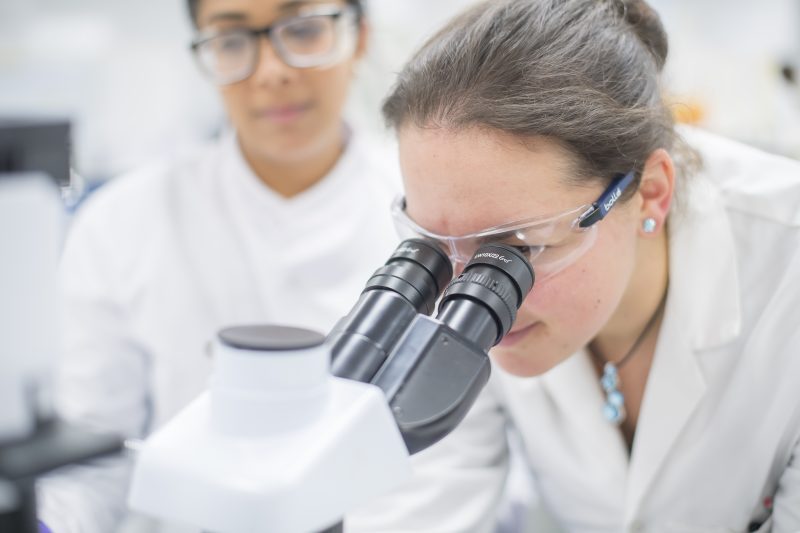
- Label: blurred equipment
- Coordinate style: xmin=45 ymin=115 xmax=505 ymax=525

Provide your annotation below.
xmin=0 ymin=119 xmax=72 ymax=188
xmin=129 ymin=240 xmax=534 ymax=533
xmin=0 ymin=119 xmax=122 ymax=533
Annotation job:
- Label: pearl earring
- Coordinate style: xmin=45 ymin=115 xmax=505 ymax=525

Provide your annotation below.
xmin=642 ymin=218 xmax=657 ymax=233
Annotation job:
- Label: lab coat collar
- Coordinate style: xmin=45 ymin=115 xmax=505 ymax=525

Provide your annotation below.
xmin=672 ymin=176 xmax=743 ymax=352
xmin=624 ymin=173 xmax=742 ymax=520
xmin=221 ymin=124 xmax=357 ymax=221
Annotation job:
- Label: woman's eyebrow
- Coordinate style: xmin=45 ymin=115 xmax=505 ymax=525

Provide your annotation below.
xmin=205 ymin=2 xmax=321 ymax=25
xmin=206 ymin=12 xmax=249 ymax=24
xmin=278 ymin=0 xmax=324 ymax=13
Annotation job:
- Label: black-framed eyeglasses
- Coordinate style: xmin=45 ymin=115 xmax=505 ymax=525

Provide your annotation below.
xmin=190 ymin=4 xmax=360 ymax=86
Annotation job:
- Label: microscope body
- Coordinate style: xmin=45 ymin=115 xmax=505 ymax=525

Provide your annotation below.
xmin=129 ymin=239 xmax=534 ymax=533
xmin=129 ymin=327 xmax=410 ymax=533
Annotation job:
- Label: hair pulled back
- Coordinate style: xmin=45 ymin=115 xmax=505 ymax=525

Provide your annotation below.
xmin=383 ymin=0 xmax=695 ymax=197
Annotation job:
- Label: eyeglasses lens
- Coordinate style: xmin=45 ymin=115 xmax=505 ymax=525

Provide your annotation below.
xmin=197 ymin=32 xmax=257 ymax=85
xmin=276 ymin=16 xmax=338 ymax=60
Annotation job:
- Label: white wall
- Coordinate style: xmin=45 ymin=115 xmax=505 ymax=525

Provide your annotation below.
xmin=650 ymin=0 xmax=800 ymax=157
xmin=0 ymin=0 xmax=222 ymax=181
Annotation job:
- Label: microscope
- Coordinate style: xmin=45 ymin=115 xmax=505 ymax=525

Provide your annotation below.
xmin=129 ymin=237 xmax=534 ymax=532
xmin=0 ymin=118 xmax=535 ymax=533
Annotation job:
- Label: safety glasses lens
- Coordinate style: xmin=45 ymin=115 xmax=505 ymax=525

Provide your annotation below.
xmin=392 ymin=200 xmax=597 ymax=281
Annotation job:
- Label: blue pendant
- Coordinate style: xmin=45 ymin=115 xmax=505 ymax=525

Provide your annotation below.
xmin=601 ymin=363 xmax=626 ymax=424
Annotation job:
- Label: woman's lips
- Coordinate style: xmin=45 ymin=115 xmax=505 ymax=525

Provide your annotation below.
xmin=255 ymin=103 xmax=312 ymax=124
xmin=498 ymin=322 xmax=540 ymax=347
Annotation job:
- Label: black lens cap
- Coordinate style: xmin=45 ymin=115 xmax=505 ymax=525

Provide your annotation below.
xmin=217 ymin=325 xmax=325 ymax=352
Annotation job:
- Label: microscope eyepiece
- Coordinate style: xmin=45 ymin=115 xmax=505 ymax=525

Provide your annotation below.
xmin=438 ymin=244 xmax=535 ymax=350
xmin=363 ymin=238 xmax=452 ymax=315
xmin=328 ymin=239 xmax=535 ymax=453
xmin=328 ymin=239 xmax=452 ymax=383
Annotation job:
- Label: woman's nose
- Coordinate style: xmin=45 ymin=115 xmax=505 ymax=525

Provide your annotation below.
xmin=251 ymin=38 xmax=299 ymax=87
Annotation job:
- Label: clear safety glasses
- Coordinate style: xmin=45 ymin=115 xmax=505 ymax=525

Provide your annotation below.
xmin=190 ymin=5 xmax=360 ymax=86
xmin=392 ymin=171 xmax=636 ymax=282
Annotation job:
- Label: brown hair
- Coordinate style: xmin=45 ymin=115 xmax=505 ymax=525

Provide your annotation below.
xmin=383 ymin=0 xmax=697 ymax=200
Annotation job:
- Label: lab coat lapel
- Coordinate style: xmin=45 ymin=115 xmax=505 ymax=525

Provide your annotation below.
xmin=623 ymin=287 xmax=704 ymax=521
xmin=625 ymin=177 xmax=742 ymax=520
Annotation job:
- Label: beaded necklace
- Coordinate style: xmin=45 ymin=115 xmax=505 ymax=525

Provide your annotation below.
xmin=596 ymin=287 xmax=668 ymax=424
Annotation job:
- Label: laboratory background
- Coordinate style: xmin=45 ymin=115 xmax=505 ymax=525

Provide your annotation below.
xmin=2 ymin=1 xmax=800 ymax=532
xmin=2 ymin=0 xmax=799 ymax=186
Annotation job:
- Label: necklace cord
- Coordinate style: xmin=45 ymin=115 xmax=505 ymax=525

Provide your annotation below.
xmin=597 ymin=283 xmax=669 ymax=369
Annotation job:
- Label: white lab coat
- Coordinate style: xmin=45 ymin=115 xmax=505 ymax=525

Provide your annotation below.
xmin=37 ymin=128 xmax=401 ymax=533
xmin=347 ymin=129 xmax=800 ymax=533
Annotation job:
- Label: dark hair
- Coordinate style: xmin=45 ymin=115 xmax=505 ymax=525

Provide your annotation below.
xmin=383 ymin=0 xmax=697 ymax=201
xmin=187 ymin=0 xmax=364 ymax=27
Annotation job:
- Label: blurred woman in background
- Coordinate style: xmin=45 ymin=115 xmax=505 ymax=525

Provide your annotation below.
xmin=37 ymin=1 xmax=400 ymax=531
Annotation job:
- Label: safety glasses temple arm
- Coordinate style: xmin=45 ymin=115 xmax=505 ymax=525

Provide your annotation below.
xmin=577 ymin=170 xmax=636 ymax=229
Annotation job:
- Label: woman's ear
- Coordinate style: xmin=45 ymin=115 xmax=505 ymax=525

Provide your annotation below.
xmin=636 ymin=148 xmax=675 ymax=237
